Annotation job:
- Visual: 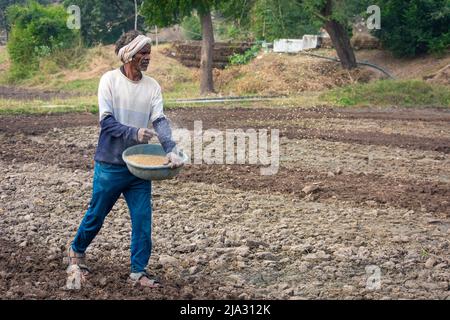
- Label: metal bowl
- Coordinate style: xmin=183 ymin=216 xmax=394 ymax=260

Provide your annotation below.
xmin=122 ymin=144 xmax=188 ymax=181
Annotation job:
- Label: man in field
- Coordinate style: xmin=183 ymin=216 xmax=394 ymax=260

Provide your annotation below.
xmin=66 ymin=30 xmax=183 ymax=288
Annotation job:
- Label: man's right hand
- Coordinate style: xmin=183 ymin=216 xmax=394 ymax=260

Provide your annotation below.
xmin=137 ymin=128 xmax=155 ymax=143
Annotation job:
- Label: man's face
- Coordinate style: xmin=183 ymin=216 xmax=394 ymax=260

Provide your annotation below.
xmin=132 ymin=44 xmax=151 ymax=71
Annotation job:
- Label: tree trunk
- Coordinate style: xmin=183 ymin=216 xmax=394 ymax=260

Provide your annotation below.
xmin=321 ymin=0 xmax=357 ymax=70
xmin=199 ymin=11 xmax=215 ymax=94
xmin=324 ymin=20 xmax=357 ymax=69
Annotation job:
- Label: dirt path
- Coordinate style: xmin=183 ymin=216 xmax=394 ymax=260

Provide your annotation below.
xmin=168 ymin=106 xmax=450 ymax=124
xmin=1 ymin=106 xmax=448 ymax=215
xmin=179 ymin=165 xmax=449 ymax=216
xmin=1 ymin=162 xmax=448 ymax=300
xmin=0 ymin=105 xmax=449 ymax=299
xmin=0 ymin=131 xmax=448 ymax=215
xmin=1 ymin=107 xmax=450 ymax=152
xmin=0 ymin=238 xmax=223 ymax=299
xmin=2 ymin=106 xmax=450 ymax=135
xmin=282 ymin=128 xmax=450 ymax=153
xmin=0 ymin=113 xmax=98 ymax=135
xmin=0 ymin=86 xmax=80 ymax=101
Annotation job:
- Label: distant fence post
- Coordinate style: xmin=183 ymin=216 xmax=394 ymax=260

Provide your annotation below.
xmin=0 ymin=29 xmax=7 ymax=45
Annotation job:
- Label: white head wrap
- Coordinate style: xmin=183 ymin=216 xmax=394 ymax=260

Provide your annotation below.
xmin=117 ymin=34 xmax=152 ymax=63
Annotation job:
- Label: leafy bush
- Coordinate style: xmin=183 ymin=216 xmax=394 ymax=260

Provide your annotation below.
xmin=373 ymin=0 xmax=450 ymax=57
xmin=229 ymin=44 xmax=261 ymax=66
xmin=62 ymin=0 xmax=146 ymax=46
xmin=6 ymin=0 xmax=79 ymax=80
xmin=223 ymin=24 xmax=248 ymax=40
xmin=250 ymin=0 xmax=320 ymax=42
xmin=181 ymin=15 xmax=202 ymax=41
xmin=0 ymin=0 xmax=50 ymax=34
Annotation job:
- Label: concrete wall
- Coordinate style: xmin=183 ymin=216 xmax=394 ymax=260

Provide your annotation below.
xmin=273 ymin=35 xmax=319 ymax=53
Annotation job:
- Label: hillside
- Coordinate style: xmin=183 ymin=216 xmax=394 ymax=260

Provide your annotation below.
xmin=0 ymin=44 xmax=448 ymax=100
xmin=355 ymin=49 xmax=450 ymax=84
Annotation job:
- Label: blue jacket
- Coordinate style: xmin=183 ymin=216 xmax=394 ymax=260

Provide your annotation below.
xmin=94 ymin=114 xmax=176 ymax=166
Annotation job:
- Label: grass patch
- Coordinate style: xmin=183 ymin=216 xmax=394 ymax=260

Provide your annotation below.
xmin=321 ymin=80 xmax=450 ymax=108
xmin=0 ymin=44 xmax=112 ymax=93
xmin=164 ymin=81 xmax=200 ymax=100
xmin=11 ymin=45 xmax=100 ymax=95
xmin=55 ymin=78 xmax=99 ymax=94
xmin=20 ymin=76 xmax=100 ymax=95
xmin=0 ymin=95 xmax=98 ymax=115
xmin=0 ymin=93 xmax=321 ymax=115
xmin=0 ymin=48 xmax=7 ymax=65
xmin=164 ymin=93 xmax=321 ymax=109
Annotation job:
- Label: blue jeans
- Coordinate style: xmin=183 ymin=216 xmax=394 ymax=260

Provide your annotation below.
xmin=71 ymin=161 xmax=152 ymax=273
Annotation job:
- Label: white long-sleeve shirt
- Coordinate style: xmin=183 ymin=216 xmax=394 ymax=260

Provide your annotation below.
xmin=98 ymin=68 xmax=165 ymax=127
xmin=94 ymin=68 xmax=176 ymax=165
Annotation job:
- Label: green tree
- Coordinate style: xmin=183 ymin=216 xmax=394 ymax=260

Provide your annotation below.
xmin=181 ymin=14 xmax=202 ymax=40
xmin=0 ymin=0 xmax=49 ymax=37
xmin=6 ymin=0 xmax=79 ymax=79
xmin=373 ymin=0 xmax=450 ymax=57
xmin=290 ymin=0 xmax=359 ymax=69
xmin=141 ymin=0 xmax=221 ymax=94
xmin=249 ymin=0 xmax=320 ymax=41
xmin=62 ymin=0 xmax=146 ymax=46
xmin=215 ymin=0 xmax=256 ymax=40
xmin=225 ymin=0 xmax=362 ymax=69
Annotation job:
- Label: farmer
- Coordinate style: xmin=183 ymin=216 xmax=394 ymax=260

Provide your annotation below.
xmin=66 ymin=30 xmax=183 ymax=288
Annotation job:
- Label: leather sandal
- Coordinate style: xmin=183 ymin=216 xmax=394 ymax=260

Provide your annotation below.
xmin=66 ymin=246 xmax=91 ymax=276
xmin=129 ymin=271 xmax=162 ymax=288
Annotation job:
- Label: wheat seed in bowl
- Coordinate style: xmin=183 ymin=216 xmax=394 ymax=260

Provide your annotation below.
xmin=125 ymin=155 xmax=167 ymax=167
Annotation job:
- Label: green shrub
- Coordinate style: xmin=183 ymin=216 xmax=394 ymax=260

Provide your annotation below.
xmin=214 ymin=19 xmax=253 ymax=42
xmin=224 ymin=24 xmax=245 ymax=40
xmin=62 ymin=0 xmax=145 ymax=46
xmin=229 ymin=44 xmax=261 ymax=66
xmin=250 ymin=0 xmax=320 ymax=42
xmin=181 ymin=15 xmax=202 ymax=41
xmin=6 ymin=0 xmax=80 ymax=81
xmin=322 ymin=80 xmax=450 ymax=107
xmin=373 ymin=0 xmax=450 ymax=57
xmin=429 ymin=32 xmax=450 ymax=56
